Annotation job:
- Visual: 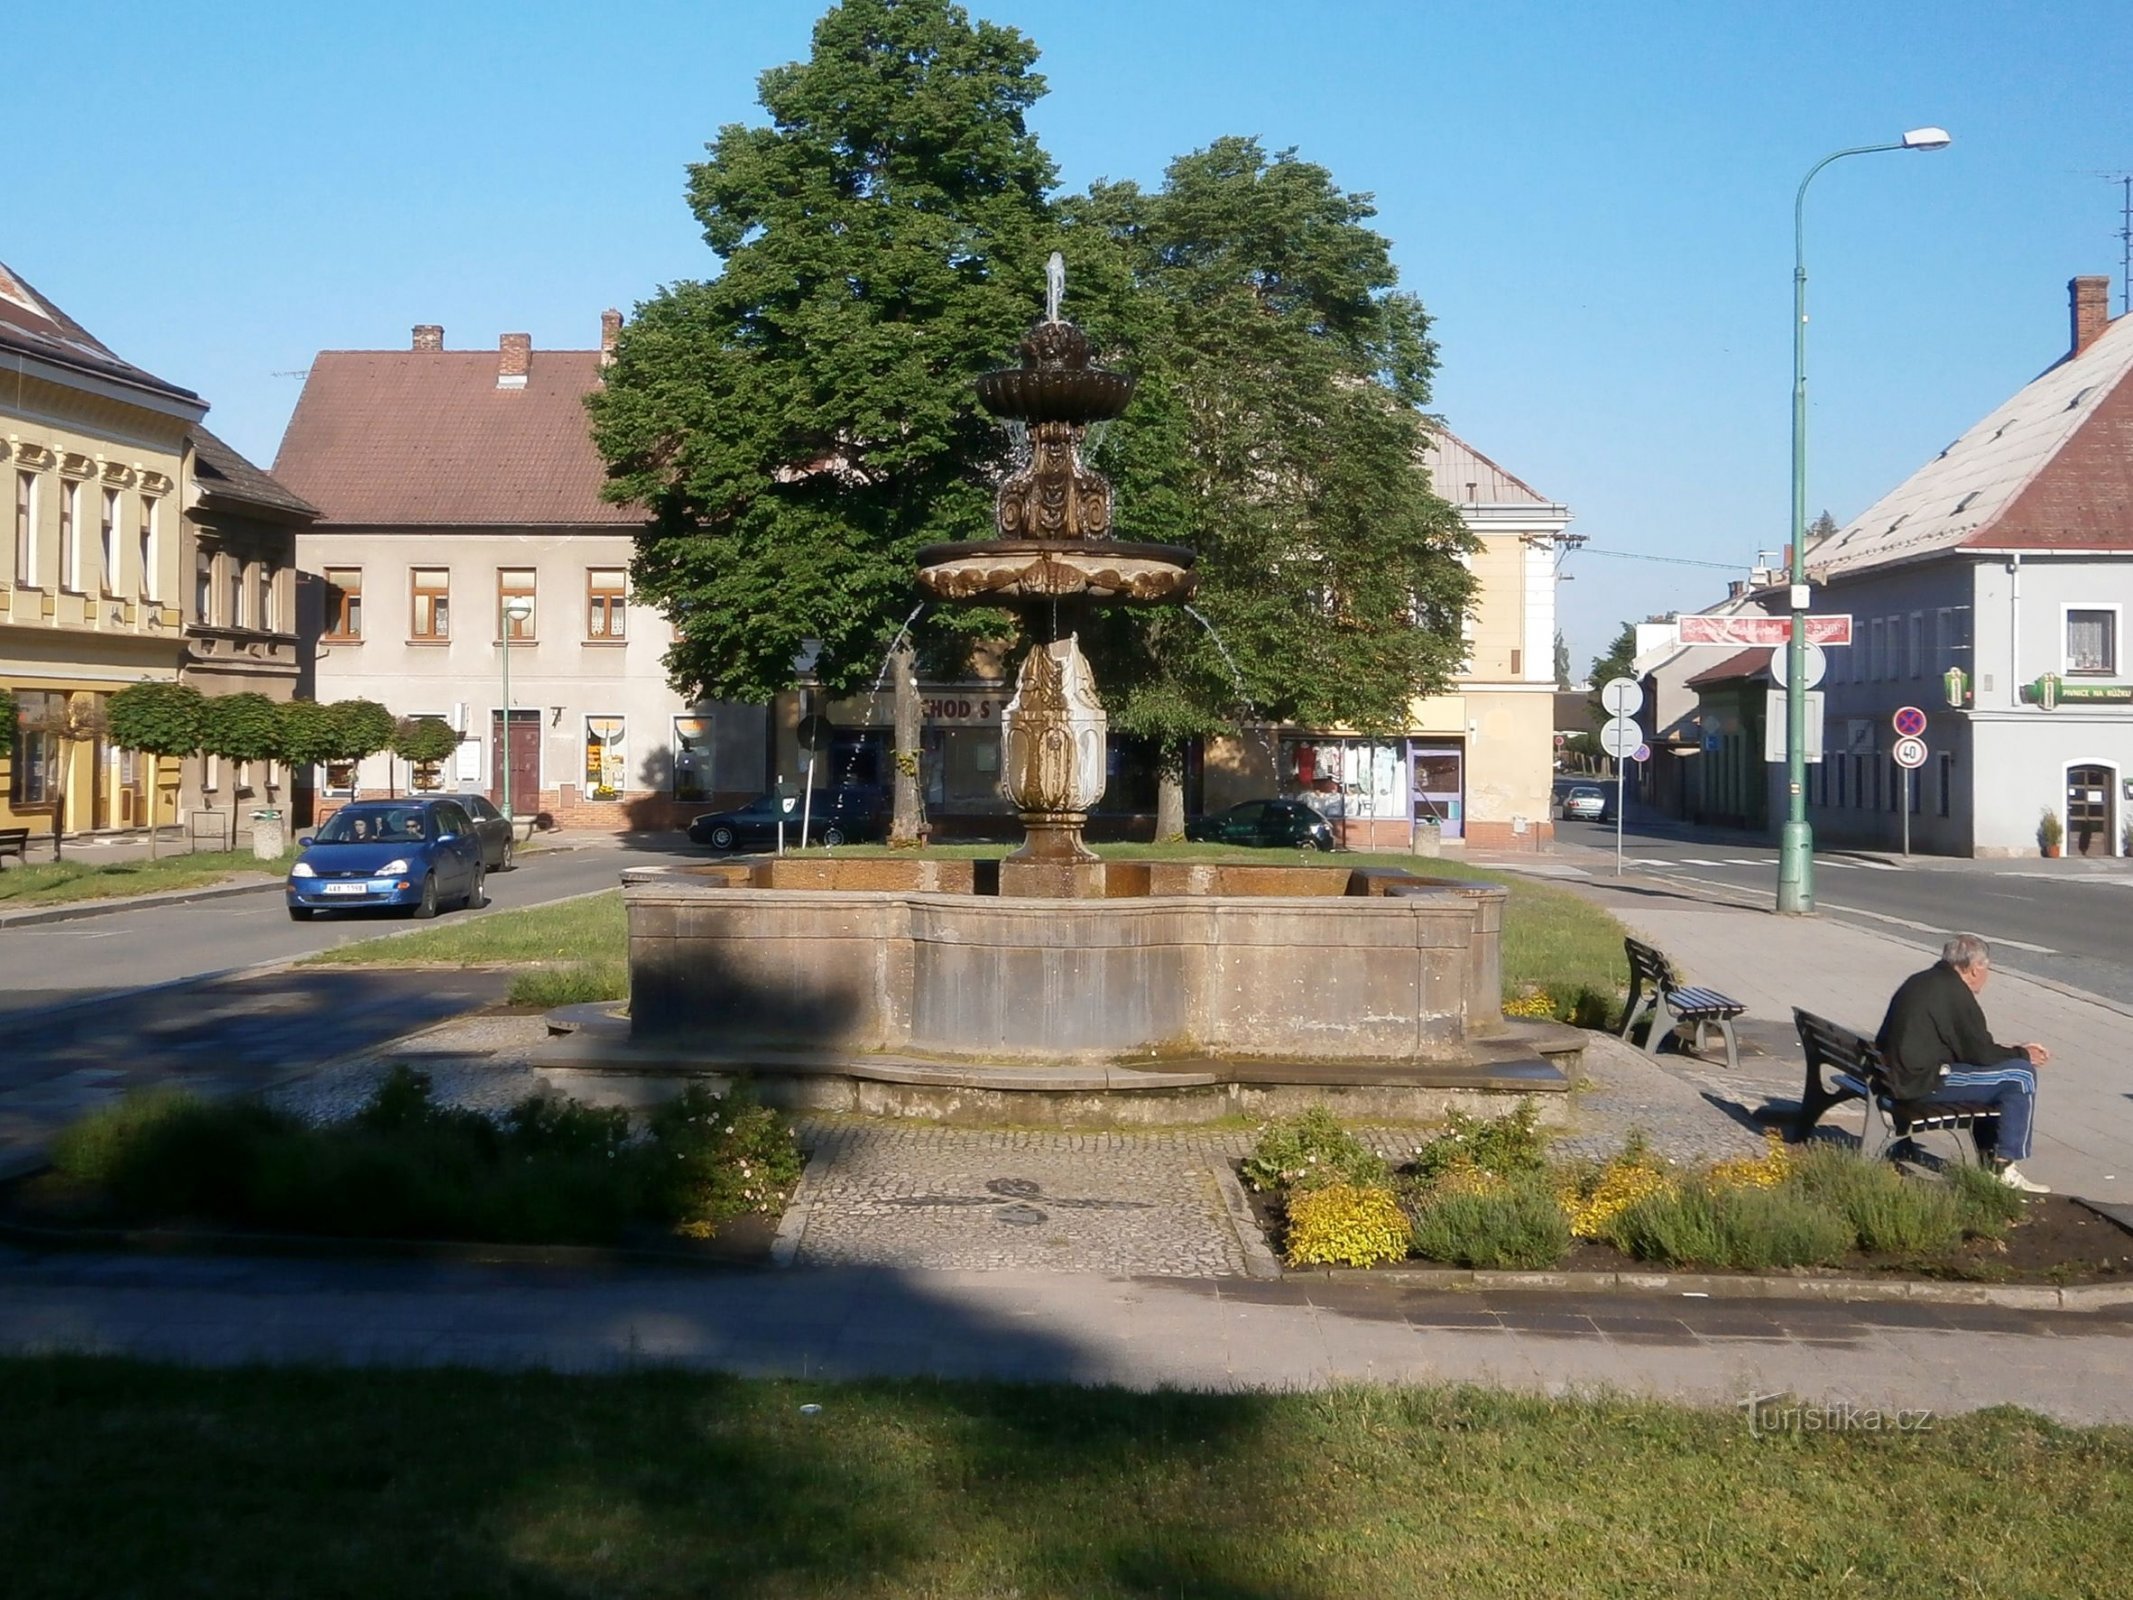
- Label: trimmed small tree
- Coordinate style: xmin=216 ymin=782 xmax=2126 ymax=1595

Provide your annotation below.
xmin=105 ymin=681 xmax=206 ymax=859
xmin=277 ymin=700 xmax=341 ymax=801
xmin=200 ymin=692 xmax=287 ymax=848
xmin=391 ymin=716 xmax=460 ymax=794
xmin=20 ymin=693 xmax=110 ymax=861
xmin=331 ymin=700 xmax=397 ymax=799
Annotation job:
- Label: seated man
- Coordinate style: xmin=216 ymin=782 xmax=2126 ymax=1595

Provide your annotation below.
xmin=347 ymin=816 xmax=369 ymax=842
xmin=1875 ymin=933 xmax=2051 ymax=1192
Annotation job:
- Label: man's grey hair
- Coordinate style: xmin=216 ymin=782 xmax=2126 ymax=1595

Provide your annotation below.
xmin=1942 ymin=933 xmax=1991 ymax=971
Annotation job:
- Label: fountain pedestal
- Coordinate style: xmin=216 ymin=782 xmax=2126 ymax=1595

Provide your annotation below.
xmin=997 ymin=633 xmax=1108 ymax=897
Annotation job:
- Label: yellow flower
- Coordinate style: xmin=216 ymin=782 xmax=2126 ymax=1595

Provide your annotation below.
xmin=1284 ymin=1183 xmax=1410 ymax=1269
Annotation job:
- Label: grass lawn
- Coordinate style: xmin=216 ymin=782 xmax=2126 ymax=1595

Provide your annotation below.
xmin=297 ymin=844 xmax=1626 ymax=1018
xmin=2 ymin=1360 xmax=2126 ymax=1598
xmin=0 ymin=848 xmax=288 ymax=907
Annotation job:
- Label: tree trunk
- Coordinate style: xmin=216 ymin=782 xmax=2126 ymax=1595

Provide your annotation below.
xmin=146 ymin=754 xmax=159 ymax=860
xmin=889 ymin=638 xmax=924 ymax=847
xmin=1155 ymin=742 xmax=1187 ymax=842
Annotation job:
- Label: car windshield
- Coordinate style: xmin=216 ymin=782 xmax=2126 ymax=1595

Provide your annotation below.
xmin=315 ymin=808 xmax=430 ymax=844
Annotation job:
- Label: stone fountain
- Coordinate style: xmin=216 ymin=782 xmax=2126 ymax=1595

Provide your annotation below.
xmin=560 ymin=261 xmax=1584 ymax=1127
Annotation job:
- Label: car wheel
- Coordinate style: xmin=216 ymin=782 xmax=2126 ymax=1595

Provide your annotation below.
xmin=288 ymin=906 xmax=313 ymax=922
xmin=411 ymin=873 xmax=440 ymax=920
xmin=709 ymin=824 xmax=737 ymax=852
xmin=820 ymin=825 xmax=847 ymax=847
xmin=463 ymin=863 xmax=485 ymax=911
xmin=500 ymin=837 xmax=514 ymax=871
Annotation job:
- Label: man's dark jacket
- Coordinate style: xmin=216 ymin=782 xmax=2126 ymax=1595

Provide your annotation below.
xmin=1875 ymin=961 xmax=2022 ymax=1101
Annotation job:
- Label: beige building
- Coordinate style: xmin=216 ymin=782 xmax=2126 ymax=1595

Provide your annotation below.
xmin=2 ymin=260 xmax=201 ymax=843
xmin=273 ymin=321 xmax=764 ymax=827
xmin=1202 ymin=425 xmax=1573 ymax=851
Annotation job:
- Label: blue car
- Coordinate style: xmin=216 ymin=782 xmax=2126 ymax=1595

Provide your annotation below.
xmin=286 ymin=797 xmax=488 ymax=921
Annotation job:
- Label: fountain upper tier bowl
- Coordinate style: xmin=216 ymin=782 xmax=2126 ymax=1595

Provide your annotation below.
xmin=914 ymin=538 xmax=1198 ymax=606
xmin=973 ymin=365 xmax=1136 ymax=424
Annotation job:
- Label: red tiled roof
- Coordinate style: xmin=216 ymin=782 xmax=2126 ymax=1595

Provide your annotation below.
xmin=1684 ymin=646 xmax=1773 ymax=689
xmin=271 ymin=349 xmax=639 ymax=528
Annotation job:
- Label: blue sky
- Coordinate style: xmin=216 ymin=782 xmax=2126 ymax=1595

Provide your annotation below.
xmin=7 ymin=0 xmax=2128 ymax=673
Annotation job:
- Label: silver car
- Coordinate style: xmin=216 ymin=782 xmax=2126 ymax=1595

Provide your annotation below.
xmin=1561 ymin=786 xmax=1608 ymax=821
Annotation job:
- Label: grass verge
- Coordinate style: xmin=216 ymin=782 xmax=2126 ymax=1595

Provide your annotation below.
xmin=0 ymin=848 xmax=288 ymax=907
xmin=1 ymin=1362 xmax=2127 ymax=1598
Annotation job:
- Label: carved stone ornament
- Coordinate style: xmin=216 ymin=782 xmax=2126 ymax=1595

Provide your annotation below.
xmin=1000 ymin=634 xmax=1107 ymax=816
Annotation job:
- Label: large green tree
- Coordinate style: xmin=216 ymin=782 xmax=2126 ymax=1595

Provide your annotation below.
xmin=589 ymin=0 xmax=1057 ymax=701
xmin=106 ymin=681 xmax=206 ymax=858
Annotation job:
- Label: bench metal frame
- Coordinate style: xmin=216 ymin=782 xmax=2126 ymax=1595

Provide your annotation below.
xmin=1620 ymin=937 xmax=1745 ymax=1071
xmin=0 ymin=827 xmax=31 ymax=865
xmin=1789 ymin=1007 xmax=1991 ymax=1164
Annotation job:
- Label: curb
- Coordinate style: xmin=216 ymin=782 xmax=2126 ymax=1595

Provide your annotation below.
xmin=1210 ymin=1161 xmax=1284 ymax=1280
xmin=1300 ymin=1263 xmax=2133 ymax=1312
xmin=0 ymin=874 xmax=282 ymax=928
xmin=771 ymin=1145 xmax=837 ymax=1268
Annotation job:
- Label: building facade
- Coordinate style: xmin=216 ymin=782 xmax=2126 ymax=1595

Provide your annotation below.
xmin=2 ymin=260 xmax=201 ymax=842
xmin=273 ymin=321 xmax=764 ymax=827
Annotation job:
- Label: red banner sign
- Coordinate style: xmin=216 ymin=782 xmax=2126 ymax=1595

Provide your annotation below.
xmin=1677 ymin=614 xmax=1853 ymax=647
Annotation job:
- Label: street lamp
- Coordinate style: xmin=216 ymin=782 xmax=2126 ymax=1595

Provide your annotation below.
xmin=500 ymin=593 xmax=534 ymax=823
xmin=1778 ymin=126 xmax=1951 ymax=915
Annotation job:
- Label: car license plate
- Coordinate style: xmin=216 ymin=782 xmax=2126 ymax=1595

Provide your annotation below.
xmin=322 ymin=883 xmax=369 ymax=895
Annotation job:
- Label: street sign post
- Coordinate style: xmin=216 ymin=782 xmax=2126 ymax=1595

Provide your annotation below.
xmin=1768 ymin=642 xmax=1827 ymax=689
xmin=1599 ymin=705 xmax=1641 ymax=876
xmin=1893 ymin=706 xmax=1927 ymax=739
xmin=1892 ymin=732 xmax=1928 ymax=857
xmin=1600 ymin=677 xmax=1644 ymax=717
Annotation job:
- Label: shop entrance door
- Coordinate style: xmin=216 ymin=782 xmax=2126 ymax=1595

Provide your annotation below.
xmin=489 ymin=710 xmax=542 ymax=817
xmin=2066 ymin=764 xmax=2116 ymax=857
xmin=1410 ymin=742 xmax=1464 ymax=840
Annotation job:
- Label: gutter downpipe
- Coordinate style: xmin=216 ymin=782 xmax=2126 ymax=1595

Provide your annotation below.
xmin=2009 ymin=554 xmax=2022 ymax=709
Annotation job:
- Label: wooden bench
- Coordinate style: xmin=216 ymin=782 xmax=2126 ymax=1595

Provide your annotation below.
xmin=1790 ymin=1008 xmax=1994 ymax=1161
xmin=0 ymin=827 xmax=30 ymax=865
xmin=1620 ymin=936 xmax=1746 ymax=1069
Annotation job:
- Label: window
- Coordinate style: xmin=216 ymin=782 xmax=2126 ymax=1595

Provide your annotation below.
xmin=584 ymin=715 xmax=625 ymax=795
xmin=1938 ymin=753 xmax=1954 ymax=818
xmin=138 ymin=498 xmax=158 ymax=602
xmin=226 ymin=557 xmax=245 ymax=629
xmin=194 ymin=548 xmax=214 ymax=623
xmin=587 ymin=568 xmax=627 ymax=639
xmin=324 ymin=567 xmax=362 ymax=639
xmin=9 ymin=690 xmax=62 ymax=806
xmin=411 ymin=567 xmax=450 ymax=639
xmin=2067 ymin=608 xmax=2117 ymax=676
xmin=99 ymin=488 xmax=120 ymax=593
xmin=1907 ymin=612 xmax=1923 ymax=678
xmin=60 ymin=478 xmax=80 ymax=590
xmin=1865 ymin=619 xmax=1881 ymax=681
xmin=497 ymin=569 xmax=536 ymax=640
xmin=673 ymin=715 xmax=714 ymax=801
xmin=256 ymin=563 xmax=275 ymax=633
xmin=13 ymin=470 xmax=36 ymax=585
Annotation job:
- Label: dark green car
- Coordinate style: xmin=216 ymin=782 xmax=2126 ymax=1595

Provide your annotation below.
xmin=1185 ymin=799 xmax=1336 ymax=850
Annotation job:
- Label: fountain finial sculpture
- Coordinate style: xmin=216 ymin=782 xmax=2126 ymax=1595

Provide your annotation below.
xmin=914 ymin=261 xmax=1199 ymax=891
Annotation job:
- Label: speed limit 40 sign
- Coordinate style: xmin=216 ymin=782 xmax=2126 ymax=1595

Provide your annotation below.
xmin=1893 ymin=735 xmax=1929 ymax=770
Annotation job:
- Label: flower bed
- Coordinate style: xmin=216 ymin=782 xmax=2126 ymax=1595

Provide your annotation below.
xmin=1240 ymin=1102 xmax=2133 ymax=1284
xmin=10 ymin=1068 xmax=803 ymax=1254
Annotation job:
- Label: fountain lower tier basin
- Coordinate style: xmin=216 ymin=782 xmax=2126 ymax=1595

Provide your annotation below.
xmin=606 ymin=859 xmax=1583 ymax=1125
xmin=914 ymin=539 xmax=1197 ymax=604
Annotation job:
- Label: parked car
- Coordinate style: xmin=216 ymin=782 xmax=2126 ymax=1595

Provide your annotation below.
xmin=1561 ymin=785 xmax=1609 ymax=822
xmin=688 ymin=787 xmax=886 ymax=851
xmin=286 ymin=798 xmax=488 ymax=921
xmin=448 ymin=791 xmax=516 ymax=871
xmin=1184 ymin=799 xmax=1337 ymax=851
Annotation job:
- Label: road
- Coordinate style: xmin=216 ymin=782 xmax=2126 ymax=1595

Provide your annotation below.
xmin=0 ymin=836 xmax=693 ymax=1017
xmin=1551 ymin=818 xmax=2133 ymax=1010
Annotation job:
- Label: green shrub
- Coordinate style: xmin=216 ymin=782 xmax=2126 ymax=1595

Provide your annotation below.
xmin=50 ymin=1092 xmax=299 ymax=1220
xmin=1948 ymin=1163 xmax=2029 ymax=1240
xmin=1786 ymin=1146 xmax=1962 ymax=1257
xmin=1409 ymin=1175 xmax=1571 ymax=1269
xmin=1605 ymin=1182 xmax=1852 ymax=1270
xmin=1241 ymin=1106 xmax=1388 ymax=1194
xmin=1409 ymin=1099 xmax=1549 ymax=1185
xmin=645 ymin=1080 xmax=806 ymax=1234
xmin=1283 ymin=1183 xmax=1410 ymax=1268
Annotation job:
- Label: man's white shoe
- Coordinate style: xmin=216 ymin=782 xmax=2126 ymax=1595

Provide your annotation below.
xmin=1997 ymin=1163 xmax=2051 ymax=1194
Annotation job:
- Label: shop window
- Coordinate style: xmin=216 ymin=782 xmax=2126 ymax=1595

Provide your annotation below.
xmin=9 ymin=690 xmax=62 ymax=805
xmin=587 ymin=568 xmax=627 ymax=639
xmin=324 ymin=568 xmax=363 ymax=639
xmin=497 ymin=569 xmax=536 ymax=640
xmin=411 ymin=568 xmax=450 ymax=640
xmin=672 ymin=715 xmax=713 ymax=802
xmin=584 ymin=715 xmax=626 ymax=797
xmin=2067 ymin=608 xmax=2117 ymax=676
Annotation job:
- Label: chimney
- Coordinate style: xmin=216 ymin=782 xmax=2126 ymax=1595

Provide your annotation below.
xmin=412 ymin=324 xmax=443 ymax=352
xmin=2071 ymin=276 xmax=2110 ymax=357
xmin=600 ymin=308 xmax=622 ymax=366
xmin=498 ymin=332 xmax=531 ymax=390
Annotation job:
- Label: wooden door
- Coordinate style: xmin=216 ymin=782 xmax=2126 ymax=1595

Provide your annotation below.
xmin=489 ymin=710 xmax=542 ymax=817
xmin=2066 ymin=764 xmax=2115 ymax=857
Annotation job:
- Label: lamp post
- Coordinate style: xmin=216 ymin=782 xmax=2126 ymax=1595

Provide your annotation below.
xmin=500 ymin=594 xmax=534 ymax=823
xmin=1778 ymin=126 xmax=1950 ymax=915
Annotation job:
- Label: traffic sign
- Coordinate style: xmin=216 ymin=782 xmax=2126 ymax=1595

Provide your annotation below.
xmin=1600 ymin=677 xmax=1643 ymax=717
xmin=1892 ymin=706 xmax=1927 ymax=739
xmin=1632 ymin=743 xmax=1651 ymax=764
xmin=1768 ymin=642 xmax=1827 ymax=690
xmin=1678 ymin=613 xmax=1853 ymax=647
xmin=796 ymin=713 xmax=836 ymax=752
xmin=1893 ymin=735 xmax=1929 ymax=770
xmin=1599 ymin=716 xmax=1642 ymax=759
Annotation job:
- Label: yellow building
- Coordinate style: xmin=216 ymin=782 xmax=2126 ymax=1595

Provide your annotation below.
xmin=3 ymin=259 xmax=203 ymax=844
xmin=1203 ymin=425 xmax=1574 ymax=851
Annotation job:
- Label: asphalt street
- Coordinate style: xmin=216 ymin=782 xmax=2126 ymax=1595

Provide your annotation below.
xmin=1552 ymin=817 xmax=2133 ymax=1010
xmin=0 ymin=835 xmax=694 ymax=1016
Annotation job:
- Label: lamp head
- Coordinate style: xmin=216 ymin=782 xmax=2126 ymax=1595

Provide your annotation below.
xmin=1900 ymin=127 xmax=1952 ymax=150
xmin=503 ymin=596 xmax=533 ymax=621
